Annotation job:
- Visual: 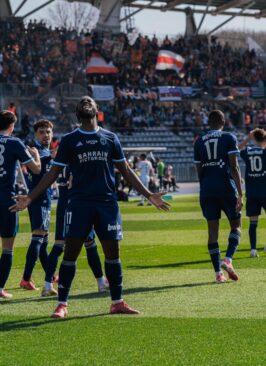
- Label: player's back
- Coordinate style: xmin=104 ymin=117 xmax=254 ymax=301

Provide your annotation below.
xmin=0 ymin=134 xmax=32 ymax=205
xmin=194 ymin=130 xmax=239 ymax=197
xmin=240 ymin=146 xmax=266 ymax=198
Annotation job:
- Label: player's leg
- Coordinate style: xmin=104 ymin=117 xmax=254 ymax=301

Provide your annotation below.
xmin=38 ymin=205 xmax=51 ymax=271
xmin=221 ymin=196 xmax=241 ymax=281
xmin=0 ymin=207 xmax=19 ymax=298
xmin=246 ymin=197 xmax=260 ymax=257
xmin=200 ymin=197 xmax=225 ymax=283
xmin=20 ymin=228 xmax=46 ymax=290
xmin=52 ymin=202 xmax=93 ymax=318
xmin=42 ymin=240 xmax=64 ymax=297
xmin=52 ymin=237 xmax=84 ymax=319
xmin=95 ymin=202 xmax=139 ymax=314
xmin=249 ymin=216 xmax=259 ymax=257
xmin=42 ymin=203 xmax=66 ymax=297
xmin=84 ymin=230 xmax=108 ymax=293
xmin=21 ymin=202 xmax=50 ymax=290
xmin=0 ymin=237 xmax=15 ymax=298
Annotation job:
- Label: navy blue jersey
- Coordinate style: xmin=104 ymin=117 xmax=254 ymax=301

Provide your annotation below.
xmin=0 ymin=134 xmax=33 ymax=205
xmin=240 ymin=147 xmax=266 ymax=198
xmin=27 ymin=140 xmax=52 ymax=203
xmin=194 ymin=130 xmax=239 ymax=197
xmin=53 ymin=127 xmax=125 ymax=202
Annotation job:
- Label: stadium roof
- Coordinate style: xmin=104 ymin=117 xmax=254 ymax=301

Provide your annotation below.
xmin=125 ymin=0 xmax=266 ymax=18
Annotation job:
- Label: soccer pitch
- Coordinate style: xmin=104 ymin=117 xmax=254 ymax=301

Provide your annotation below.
xmin=1 ymin=194 xmax=266 ymax=366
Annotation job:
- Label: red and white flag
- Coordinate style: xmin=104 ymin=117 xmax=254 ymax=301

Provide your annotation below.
xmin=156 ymin=50 xmax=185 ymax=73
xmin=86 ymin=52 xmax=118 ymax=74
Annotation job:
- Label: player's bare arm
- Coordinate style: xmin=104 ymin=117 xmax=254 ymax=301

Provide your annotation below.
xmin=238 ymin=130 xmax=254 ymax=150
xmin=229 ymin=154 xmax=243 ymax=212
xmin=9 ymin=165 xmax=63 ymax=212
xmin=25 ymin=146 xmax=41 ymax=174
xmin=115 ymin=160 xmax=170 ymax=211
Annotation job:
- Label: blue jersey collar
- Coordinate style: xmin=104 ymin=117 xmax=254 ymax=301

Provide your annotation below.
xmin=78 ymin=127 xmax=100 ymax=134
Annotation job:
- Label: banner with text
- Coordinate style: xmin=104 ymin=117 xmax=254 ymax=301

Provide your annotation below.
xmin=90 ymin=85 xmax=114 ymax=101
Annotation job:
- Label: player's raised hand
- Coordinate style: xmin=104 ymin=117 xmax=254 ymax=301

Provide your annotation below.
xmin=27 ymin=146 xmax=39 ymax=159
xmin=148 ymin=192 xmax=171 ymax=211
xmin=9 ymin=195 xmax=32 ymax=212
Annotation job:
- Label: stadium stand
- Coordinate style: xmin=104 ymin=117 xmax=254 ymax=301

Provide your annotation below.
xmin=0 ymin=18 xmax=265 ymax=179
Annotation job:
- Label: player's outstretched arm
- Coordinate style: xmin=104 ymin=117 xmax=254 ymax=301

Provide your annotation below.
xmin=9 ymin=165 xmax=63 ymax=212
xmin=115 ymin=161 xmax=170 ymax=211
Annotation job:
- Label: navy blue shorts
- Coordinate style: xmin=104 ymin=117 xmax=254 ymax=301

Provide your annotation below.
xmin=0 ymin=205 xmax=18 ymax=238
xmin=246 ymin=197 xmax=266 ymax=217
xmin=200 ymin=196 xmax=241 ymax=221
xmin=28 ymin=200 xmax=51 ymax=231
xmin=55 ymin=191 xmax=95 ymax=241
xmin=64 ymin=200 xmax=122 ymax=241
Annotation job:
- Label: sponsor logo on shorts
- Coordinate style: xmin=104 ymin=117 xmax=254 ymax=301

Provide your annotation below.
xmin=108 ymin=223 xmax=121 ymax=231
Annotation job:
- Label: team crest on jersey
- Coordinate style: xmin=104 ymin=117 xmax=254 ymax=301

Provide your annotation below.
xmin=100 ymin=137 xmax=107 ymax=145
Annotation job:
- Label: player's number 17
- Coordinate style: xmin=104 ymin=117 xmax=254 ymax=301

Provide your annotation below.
xmin=204 ymin=139 xmax=218 ymax=160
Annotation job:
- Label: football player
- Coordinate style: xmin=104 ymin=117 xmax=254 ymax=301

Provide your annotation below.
xmin=0 ymin=110 xmax=41 ymax=298
xmin=194 ymin=110 xmax=242 ymax=283
xmin=42 ymin=167 xmax=108 ymax=296
xmin=10 ymin=96 xmax=170 ymax=318
xmin=239 ymin=128 xmax=266 ymax=257
xmin=20 ymin=120 xmax=54 ymax=290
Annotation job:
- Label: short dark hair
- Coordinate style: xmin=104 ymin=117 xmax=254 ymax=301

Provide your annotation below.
xmin=140 ymin=153 xmax=146 ymax=160
xmin=0 ymin=110 xmax=17 ymax=130
xmin=253 ymin=128 xmax=266 ymax=142
xmin=208 ymin=110 xmax=225 ymax=128
xmin=33 ymin=119 xmax=54 ymax=132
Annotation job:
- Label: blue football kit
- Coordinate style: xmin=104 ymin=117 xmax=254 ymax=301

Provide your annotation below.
xmin=27 ymin=140 xmax=52 ymax=231
xmin=240 ymin=146 xmax=266 ymax=216
xmin=55 ymin=167 xmax=95 ymax=241
xmin=194 ymin=130 xmax=241 ymax=220
xmin=53 ymin=127 xmax=125 ymax=240
xmin=0 ymin=134 xmax=33 ymax=237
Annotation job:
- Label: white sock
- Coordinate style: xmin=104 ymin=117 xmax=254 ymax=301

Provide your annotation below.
xmin=225 ymin=257 xmax=232 ymax=263
xmin=0 ymin=288 xmax=3 ymax=292
xmin=58 ymin=301 xmax=67 ymax=306
xmin=44 ymin=281 xmax=53 ymax=290
xmin=97 ymin=276 xmax=105 ymax=285
xmin=112 ymin=299 xmax=123 ymax=305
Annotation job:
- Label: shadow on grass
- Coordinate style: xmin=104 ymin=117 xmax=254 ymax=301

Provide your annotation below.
xmin=127 ymin=252 xmax=262 ymax=270
xmin=0 ymin=312 xmax=108 ymax=332
xmin=0 ymin=290 xmax=110 ymax=305
xmin=71 ymin=282 xmax=214 ymax=300
xmin=1 ymin=281 xmax=215 ymax=308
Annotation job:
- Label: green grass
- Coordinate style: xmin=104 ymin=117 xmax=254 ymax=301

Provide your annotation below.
xmin=1 ymin=195 xmax=266 ymax=366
